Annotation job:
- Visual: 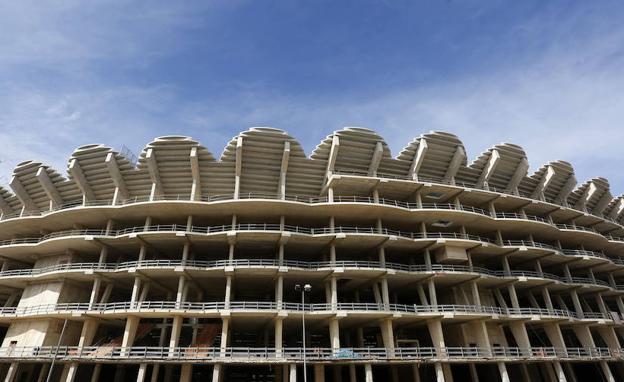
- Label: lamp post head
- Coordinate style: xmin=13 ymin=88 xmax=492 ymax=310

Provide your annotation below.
xmin=304 ymin=284 xmax=312 ymax=292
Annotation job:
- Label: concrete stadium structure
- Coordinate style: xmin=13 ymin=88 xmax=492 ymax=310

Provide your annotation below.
xmin=0 ymin=127 xmax=622 ymax=381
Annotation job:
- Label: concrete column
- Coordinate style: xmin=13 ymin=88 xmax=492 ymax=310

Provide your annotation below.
xmin=380 ymin=319 xmax=395 ymax=353
xmin=180 ymin=364 xmax=192 ymax=382
xmin=276 ymin=275 xmax=284 ymax=309
xmin=168 ymin=316 xmax=183 ymax=354
xmin=468 ymin=364 xmax=479 ymax=382
xmin=542 ymin=287 xmax=554 ymax=311
xmin=90 ymin=364 xmax=102 ymax=382
xmin=428 ymin=319 xmax=453 ymax=382
xmin=130 ymin=276 xmax=142 ymax=305
xmin=330 ymin=318 xmax=341 ymax=349
xmin=36 ymin=364 xmax=49 ymax=382
xmin=497 ymin=362 xmax=510 ymax=382
xmin=544 ymin=323 xmax=566 ymax=357
xmin=289 ymin=364 xmax=297 ymax=382
xmin=470 ymin=282 xmax=481 ymax=305
xmin=434 ymin=363 xmax=445 ymax=382
xmin=136 ymin=364 xmax=148 ymax=382
xmin=365 ymin=364 xmax=373 ymax=382
xmin=428 ymin=278 xmax=438 ymax=306
xmin=349 ymin=365 xmax=357 ymax=382
xmin=314 ymin=364 xmax=325 ymax=382
xmin=507 ymin=284 xmax=520 ymax=309
xmin=569 ymin=290 xmax=584 ymax=318
xmin=121 ymin=316 xmax=140 ymax=355
xmin=417 ymin=284 xmax=429 ymax=305
xmin=424 ymin=249 xmax=432 ymax=271
xmin=275 ymin=318 xmax=283 ymax=356
xmin=4 ymin=363 xmax=17 ymax=382
xmin=64 ymin=363 xmax=79 ymax=382
xmin=553 ymin=362 xmax=567 ymax=382
xmin=599 ymin=362 xmax=615 ymax=382
xmin=219 ymin=317 xmax=230 ymax=350
xmin=331 ymin=276 xmax=338 ymax=306
xmin=225 ymin=276 xmax=232 ymax=308
xmin=380 ymin=277 xmax=390 ymax=306
xmin=89 ymin=277 xmax=102 ymax=309
xmin=211 ymin=364 xmax=222 ymax=382
xmin=412 ymin=365 xmax=422 ymax=382
xmin=509 ymin=322 xmax=531 ymax=355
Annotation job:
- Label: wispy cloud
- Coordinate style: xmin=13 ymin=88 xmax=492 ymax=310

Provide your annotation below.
xmin=0 ymin=1 xmax=623 ymax=196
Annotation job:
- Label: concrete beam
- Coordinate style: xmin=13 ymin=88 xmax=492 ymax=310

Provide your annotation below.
xmin=325 ymin=135 xmax=340 ymax=180
xmin=278 ymin=141 xmax=290 ymax=199
xmin=531 ymin=165 xmax=555 ymax=200
xmin=36 ymin=167 xmax=63 ymax=207
xmin=593 ymin=191 xmax=612 ymax=215
xmin=234 ymin=136 xmax=243 ymax=198
xmin=190 ymin=147 xmax=201 ymax=201
xmin=105 ymin=153 xmax=129 ymax=201
xmin=69 ymin=159 xmax=96 ymax=202
xmin=0 ymin=195 xmax=13 ymax=216
xmin=146 ymin=148 xmax=163 ymax=198
xmin=608 ymin=198 xmax=624 ymax=221
xmin=476 ymin=149 xmax=501 ymax=189
xmin=556 ymin=175 xmax=576 ymax=206
xmin=408 ymin=138 xmax=428 ymax=181
xmin=368 ymin=141 xmax=383 ymax=177
xmin=506 ymin=157 xmax=529 ymax=194
xmin=443 ymin=145 xmax=465 ymax=184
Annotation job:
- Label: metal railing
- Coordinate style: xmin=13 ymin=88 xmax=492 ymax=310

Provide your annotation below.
xmin=0 ymin=301 xmax=611 ymax=321
xmin=0 ymin=258 xmax=617 ymax=291
xmin=0 ymin=345 xmax=618 ymax=362
xmin=1 ymin=192 xmax=619 ymax=244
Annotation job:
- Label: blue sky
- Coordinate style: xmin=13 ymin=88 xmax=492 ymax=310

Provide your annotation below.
xmin=1 ymin=0 xmax=624 ymax=193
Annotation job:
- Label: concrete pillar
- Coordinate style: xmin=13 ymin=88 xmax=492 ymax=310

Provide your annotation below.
xmin=36 ymin=364 xmax=49 ymax=382
xmin=225 ymin=276 xmax=232 ymax=308
xmin=130 ymin=276 xmax=142 ymax=305
xmin=470 ymin=282 xmax=481 ymax=305
xmin=542 ymin=286 xmax=554 ymax=311
xmin=349 ymin=365 xmax=357 ymax=382
xmin=314 ymin=364 xmax=325 ymax=382
xmin=468 ymin=364 xmax=479 ymax=382
xmin=331 ymin=276 xmax=338 ymax=306
xmin=380 ymin=277 xmax=390 ymax=306
xmin=4 ymin=364 xmax=17 ymax=382
xmin=428 ymin=278 xmax=438 ymax=306
xmin=434 ymin=363 xmax=445 ymax=382
xmin=380 ymin=319 xmax=395 ymax=354
xmin=89 ymin=277 xmax=102 ymax=308
xmin=365 ymin=364 xmax=373 ymax=382
xmin=121 ymin=316 xmax=140 ymax=355
xmin=275 ymin=318 xmax=283 ymax=356
xmin=330 ymin=318 xmax=341 ymax=349
xmin=64 ymin=363 xmax=79 ymax=382
xmin=276 ymin=275 xmax=284 ymax=309
xmin=289 ymin=364 xmax=297 ymax=382
xmin=136 ymin=364 xmax=148 ymax=382
xmin=412 ymin=365 xmax=422 ymax=382
xmin=211 ymin=364 xmax=222 ymax=382
xmin=168 ymin=316 xmax=183 ymax=353
xmin=553 ymin=362 xmax=567 ymax=382
xmin=90 ymin=364 xmax=102 ymax=382
xmin=428 ymin=319 xmax=453 ymax=382
xmin=599 ymin=362 xmax=615 ymax=382
xmin=569 ymin=290 xmax=584 ymax=318
xmin=497 ymin=362 xmax=510 ymax=382
xmin=507 ymin=284 xmax=520 ymax=309
xmin=509 ymin=322 xmax=531 ymax=355
xmin=180 ymin=364 xmax=192 ymax=382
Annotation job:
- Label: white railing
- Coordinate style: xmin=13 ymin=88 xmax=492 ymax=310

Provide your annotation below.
xmin=0 ymin=345 xmax=618 ymax=361
xmin=0 ymin=259 xmax=617 ymax=291
xmin=1 ymin=192 xmax=619 ymax=244
xmin=0 ymin=301 xmax=611 ymax=321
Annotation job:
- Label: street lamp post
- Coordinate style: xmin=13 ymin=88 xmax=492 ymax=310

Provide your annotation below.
xmin=295 ymin=283 xmax=312 ymax=382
